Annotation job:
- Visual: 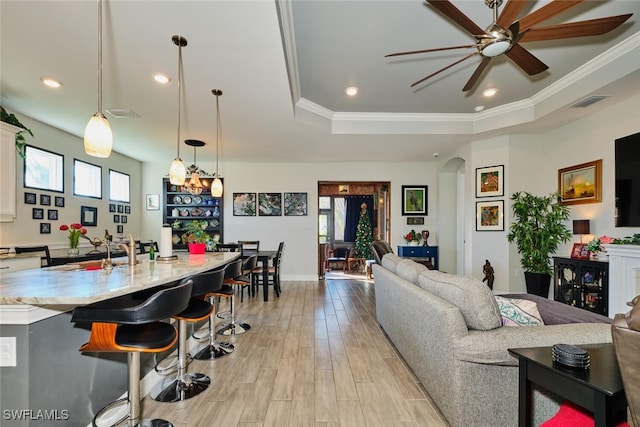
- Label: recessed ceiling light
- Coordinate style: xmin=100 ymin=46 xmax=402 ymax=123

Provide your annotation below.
xmin=41 ymin=78 xmax=62 ymax=88
xmin=153 ymin=73 xmax=171 ymax=84
xmin=482 ymin=88 xmax=497 ymax=97
xmin=345 ymin=86 xmax=358 ymax=96
xmin=474 ymin=105 xmax=485 ymax=112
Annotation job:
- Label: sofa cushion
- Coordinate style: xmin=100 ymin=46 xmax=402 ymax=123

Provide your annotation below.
xmin=396 ymin=259 xmax=428 ymax=285
xmin=381 ymin=253 xmax=402 ymax=273
xmin=418 ymin=271 xmax=502 ymax=331
xmin=495 ymin=296 xmax=544 ymax=326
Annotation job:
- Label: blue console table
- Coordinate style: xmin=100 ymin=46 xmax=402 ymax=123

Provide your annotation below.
xmin=397 ymin=245 xmax=439 ymax=270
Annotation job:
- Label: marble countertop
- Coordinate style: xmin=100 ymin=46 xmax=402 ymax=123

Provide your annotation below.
xmin=0 ymin=252 xmax=239 ymax=305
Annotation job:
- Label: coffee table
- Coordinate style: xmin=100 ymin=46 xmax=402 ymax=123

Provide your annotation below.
xmin=508 ymin=343 xmax=627 ymax=427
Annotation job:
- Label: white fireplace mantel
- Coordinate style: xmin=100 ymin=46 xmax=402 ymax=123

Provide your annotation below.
xmin=605 ymin=244 xmax=640 ymax=317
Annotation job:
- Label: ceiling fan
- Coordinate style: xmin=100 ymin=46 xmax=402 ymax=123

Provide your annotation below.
xmin=386 ymin=0 xmax=632 ymax=92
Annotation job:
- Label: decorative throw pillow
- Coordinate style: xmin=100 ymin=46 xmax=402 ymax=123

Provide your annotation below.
xmin=495 ymin=296 xmax=545 ymax=327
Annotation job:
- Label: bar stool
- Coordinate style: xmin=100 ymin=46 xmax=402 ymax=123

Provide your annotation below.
xmin=216 ymin=259 xmax=251 ymax=336
xmin=191 ymin=267 xmax=235 ymax=359
xmin=70 ymin=279 xmax=192 ymax=427
xmin=150 ymin=274 xmax=216 ymax=403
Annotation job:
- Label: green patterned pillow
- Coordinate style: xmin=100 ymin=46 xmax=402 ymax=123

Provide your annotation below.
xmin=495 ymin=296 xmax=544 ymax=327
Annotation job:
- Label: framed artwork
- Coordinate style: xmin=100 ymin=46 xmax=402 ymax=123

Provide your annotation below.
xmin=124 ymin=205 xmax=131 ymax=214
xmin=401 ymin=185 xmax=428 ymax=216
xmin=476 ymin=200 xmax=504 ymax=231
xmin=407 ymin=217 xmax=425 ymax=225
xmin=109 ymin=204 xmax=116 ymax=212
xmin=476 ymin=165 xmax=504 ymax=198
xmin=233 ymin=193 xmax=257 ymax=216
xmin=81 ymin=206 xmax=98 ymax=226
xmin=284 ymin=192 xmax=307 ymax=216
xmin=40 ymin=194 xmax=51 ymax=206
xmin=121 ymin=215 xmax=127 ymax=224
xmin=570 ymin=243 xmax=591 ymax=259
xmin=117 ymin=204 xmax=124 ymax=213
xmin=338 ymin=185 xmax=350 ymax=194
xmin=40 ymin=223 xmax=51 ymax=234
xmin=113 ymin=214 xmax=120 ymax=223
xmin=558 ymin=159 xmax=602 ymax=205
xmin=24 ymin=192 xmax=37 ymax=204
xmin=32 ymin=208 xmax=44 ymax=220
xmin=258 ymin=193 xmax=282 ymax=216
xmin=47 ymin=209 xmax=58 ymax=220
xmin=54 ymin=196 xmax=65 ymax=207
xmin=146 ymin=194 xmax=160 ymax=211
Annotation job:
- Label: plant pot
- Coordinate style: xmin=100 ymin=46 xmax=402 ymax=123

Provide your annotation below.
xmin=188 ymin=243 xmax=206 ymax=254
xmin=524 ymin=272 xmax=551 ymax=298
xmin=407 ymin=241 xmax=419 ymax=246
xmin=67 ymin=247 xmax=79 ymax=257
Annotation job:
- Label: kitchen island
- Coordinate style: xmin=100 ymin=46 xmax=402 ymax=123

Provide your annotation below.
xmin=0 ymin=252 xmax=239 ymax=426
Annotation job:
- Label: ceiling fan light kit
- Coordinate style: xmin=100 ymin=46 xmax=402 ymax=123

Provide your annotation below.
xmin=386 ymin=0 xmax=633 ymax=92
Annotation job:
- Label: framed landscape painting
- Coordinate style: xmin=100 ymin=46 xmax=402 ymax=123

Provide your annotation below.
xmin=402 ymin=185 xmax=428 ymax=216
xmin=558 ymin=159 xmax=602 ymax=205
xmin=476 ymin=165 xmax=504 ymax=198
xmin=476 ymin=200 xmax=504 ymax=231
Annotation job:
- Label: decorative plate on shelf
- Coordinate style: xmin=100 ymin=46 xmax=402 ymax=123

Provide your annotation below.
xmin=183 ymin=195 xmax=192 ymax=204
xmin=172 ymin=235 xmax=180 ymax=244
xmin=209 ymin=219 xmax=219 ymax=228
xmin=173 ymin=195 xmax=182 ymax=204
xmin=180 ymin=209 xmax=189 ymax=217
xmin=191 ymin=207 xmax=204 ymax=217
xmin=193 ymin=196 xmax=202 ymax=204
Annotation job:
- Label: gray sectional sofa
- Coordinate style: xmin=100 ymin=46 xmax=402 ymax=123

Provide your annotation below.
xmin=373 ymin=254 xmax=613 ymax=427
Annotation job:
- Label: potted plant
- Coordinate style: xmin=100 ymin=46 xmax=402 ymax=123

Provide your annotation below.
xmin=1 ymin=106 xmax=33 ymax=159
xmin=184 ymin=220 xmax=211 ymax=254
xmin=403 ymin=229 xmax=422 ymax=246
xmin=507 ymin=191 xmax=572 ymax=297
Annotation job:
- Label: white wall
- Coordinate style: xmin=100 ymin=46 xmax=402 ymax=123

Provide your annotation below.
xmin=0 ymin=115 xmax=142 ymax=250
xmin=142 ymin=161 xmax=437 ymax=280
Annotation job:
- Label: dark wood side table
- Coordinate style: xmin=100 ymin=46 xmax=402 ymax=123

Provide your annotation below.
xmin=508 ymin=344 xmax=627 ymax=427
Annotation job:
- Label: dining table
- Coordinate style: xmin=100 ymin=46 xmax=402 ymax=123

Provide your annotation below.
xmin=243 ymin=249 xmax=277 ymax=301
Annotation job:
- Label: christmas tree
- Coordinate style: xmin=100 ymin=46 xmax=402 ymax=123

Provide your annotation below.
xmin=355 ymin=203 xmax=373 ymax=260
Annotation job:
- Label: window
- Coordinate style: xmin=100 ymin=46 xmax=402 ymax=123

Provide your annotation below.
xmin=73 ymin=159 xmax=102 ymax=198
xmin=334 ymin=197 xmax=346 ymax=241
xmin=23 ymin=145 xmax=64 ymax=192
xmin=318 ymin=196 xmax=347 ymax=244
xmin=109 ymin=170 xmax=130 ymax=202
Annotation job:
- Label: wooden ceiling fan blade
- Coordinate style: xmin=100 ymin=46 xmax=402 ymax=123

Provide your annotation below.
xmin=462 ymin=57 xmax=491 ymax=92
xmin=410 ymin=52 xmax=478 ymax=87
xmin=518 ymin=14 xmax=633 ymax=43
xmin=505 ymin=44 xmax=548 ymax=75
xmin=496 ymin=0 xmax=527 ymax=28
xmin=427 ymin=0 xmax=484 ymax=35
xmin=518 ymin=0 xmax=585 ymax=33
xmin=385 ymin=44 xmax=478 ymax=58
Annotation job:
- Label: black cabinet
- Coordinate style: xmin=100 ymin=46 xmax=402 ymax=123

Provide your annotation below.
xmin=553 ymin=256 xmax=609 ymax=316
xmin=162 ymin=178 xmax=223 ymax=250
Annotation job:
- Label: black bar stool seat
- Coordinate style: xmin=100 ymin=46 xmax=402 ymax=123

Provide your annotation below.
xmin=115 ymin=323 xmax=177 ymax=349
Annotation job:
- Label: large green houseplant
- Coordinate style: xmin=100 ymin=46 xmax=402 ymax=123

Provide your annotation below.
xmin=1 ymin=106 xmax=33 ymax=159
xmin=506 ymin=191 xmax=572 ymax=297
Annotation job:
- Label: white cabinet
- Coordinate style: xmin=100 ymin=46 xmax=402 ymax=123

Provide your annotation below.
xmin=0 ymin=256 xmax=41 ymax=272
xmin=0 ymin=122 xmax=19 ymax=222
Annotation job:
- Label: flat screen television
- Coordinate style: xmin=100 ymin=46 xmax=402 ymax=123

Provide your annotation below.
xmin=615 ymin=131 xmax=640 ymax=227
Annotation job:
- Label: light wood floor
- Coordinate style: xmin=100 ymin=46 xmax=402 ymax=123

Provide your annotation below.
xmin=142 ymin=279 xmax=449 ymax=427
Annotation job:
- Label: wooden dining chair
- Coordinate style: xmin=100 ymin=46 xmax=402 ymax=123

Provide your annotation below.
xmin=14 ymin=245 xmax=51 ymax=267
xmin=138 ymin=240 xmax=159 ymax=254
xmin=238 ymin=240 xmax=259 ymax=257
xmin=252 ymin=241 xmax=285 ymax=298
xmin=216 ymin=243 xmax=242 ymax=252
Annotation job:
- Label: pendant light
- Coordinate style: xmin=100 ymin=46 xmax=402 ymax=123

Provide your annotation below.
xmin=184 ymin=139 xmax=205 ymax=195
xmin=211 ymin=89 xmax=223 ymax=197
xmin=84 ymin=0 xmax=113 ymax=158
xmin=168 ymin=35 xmax=187 ymax=186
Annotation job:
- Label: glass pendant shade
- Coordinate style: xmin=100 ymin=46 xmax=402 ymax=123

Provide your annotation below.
xmin=211 ymin=176 xmax=223 ymax=197
xmin=84 ymin=113 xmax=113 ymax=158
xmin=169 ymin=157 xmax=186 ymax=185
xmin=185 ymin=171 xmax=204 ymax=195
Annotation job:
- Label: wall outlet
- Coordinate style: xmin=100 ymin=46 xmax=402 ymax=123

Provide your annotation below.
xmin=0 ymin=337 xmax=17 ymax=367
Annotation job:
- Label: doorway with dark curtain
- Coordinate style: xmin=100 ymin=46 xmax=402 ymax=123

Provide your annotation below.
xmin=344 ymin=196 xmax=374 ymax=243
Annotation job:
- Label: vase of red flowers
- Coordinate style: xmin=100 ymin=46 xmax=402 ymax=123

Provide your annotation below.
xmin=59 ymin=223 xmax=87 ymax=257
xmin=404 ymin=229 xmax=422 ymax=246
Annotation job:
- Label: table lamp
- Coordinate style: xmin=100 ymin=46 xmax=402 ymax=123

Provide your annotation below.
xmin=572 ymin=220 xmax=590 ymax=243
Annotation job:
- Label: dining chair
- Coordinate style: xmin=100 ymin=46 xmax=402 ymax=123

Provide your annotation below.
xmin=138 ymin=240 xmax=159 ymax=254
xmin=252 ymin=241 xmax=285 ymax=298
xmin=216 ymin=243 xmax=242 ymax=252
xmin=14 ymin=245 xmax=51 ymax=267
xmin=238 ymin=240 xmax=259 ymax=257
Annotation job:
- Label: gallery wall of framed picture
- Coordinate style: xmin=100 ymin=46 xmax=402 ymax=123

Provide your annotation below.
xmin=475 ymin=165 xmax=505 ymax=231
xmin=233 ymin=192 xmax=308 ymax=217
